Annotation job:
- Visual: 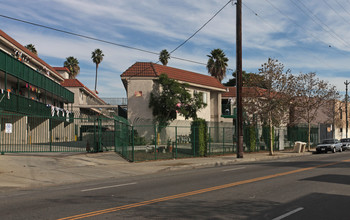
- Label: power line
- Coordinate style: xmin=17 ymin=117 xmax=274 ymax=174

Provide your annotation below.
xmin=169 ymin=0 xmax=233 ymax=54
xmin=123 ymin=0 xmax=234 ymax=79
xmin=292 ymin=0 xmax=350 ymax=49
xmin=322 ymin=0 xmax=350 ymax=27
xmin=264 ymin=0 xmax=347 ymax=53
xmin=0 ymin=14 xmax=206 ymax=66
xmin=334 ymin=0 xmax=350 ymax=17
xmin=243 ymin=1 xmax=336 ymax=70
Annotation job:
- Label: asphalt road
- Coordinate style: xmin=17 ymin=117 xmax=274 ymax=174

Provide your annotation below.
xmin=1 ymin=151 xmax=350 ymax=220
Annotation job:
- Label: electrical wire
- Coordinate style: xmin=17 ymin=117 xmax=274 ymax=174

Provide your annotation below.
xmin=291 ymin=0 xmax=350 ymax=49
xmin=321 ymin=0 xmax=350 ymax=26
xmin=264 ymin=0 xmax=348 ymax=53
xmin=243 ymin=1 xmax=337 ymax=70
xmin=169 ymin=0 xmax=233 ymax=54
xmin=334 ymin=0 xmax=350 ymax=17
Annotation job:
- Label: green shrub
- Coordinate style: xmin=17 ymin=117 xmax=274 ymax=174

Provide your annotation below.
xmin=262 ymin=126 xmax=274 ymax=150
xmin=190 ymin=118 xmax=208 ymax=156
xmin=248 ymin=126 xmax=256 ymax=152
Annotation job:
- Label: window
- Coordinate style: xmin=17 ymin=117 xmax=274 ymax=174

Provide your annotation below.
xmin=203 ymin=92 xmax=207 ymax=104
xmin=340 ymin=108 xmax=343 ymax=119
xmin=340 ymin=128 xmax=343 ymax=133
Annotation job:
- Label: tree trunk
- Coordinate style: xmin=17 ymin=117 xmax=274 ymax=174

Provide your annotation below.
xmin=308 ymin=122 xmax=311 ymax=151
xmin=94 ymin=64 xmax=98 ymax=92
xmin=269 ymin=112 xmax=274 ymax=156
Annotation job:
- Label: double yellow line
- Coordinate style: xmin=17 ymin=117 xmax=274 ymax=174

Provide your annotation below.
xmin=58 ymin=159 xmax=350 ymax=220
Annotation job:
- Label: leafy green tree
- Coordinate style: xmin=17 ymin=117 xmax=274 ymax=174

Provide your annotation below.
xmin=159 ymin=49 xmax=170 ymax=66
xmin=149 ymin=74 xmax=207 ymax=126
xmin=91 ymin=49 xmax=104 ymax=92
xmin=224 ymin=70 xmax=266 ymax=87
xmin=64 ymin=56 xmax=80 ymax=79
xmin=207 ymin=48 xmax=228 ymax=82
xmin=25 ymin=44 xmax=37 ymax=55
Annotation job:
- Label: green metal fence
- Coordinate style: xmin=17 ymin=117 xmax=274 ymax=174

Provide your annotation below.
xmin=0 ymin=112 xmax=117 ymax=153
xmin=114 ymin=120 xmax=319 ymax=162
xmin=0 ymin=111 xmax=318 ymax=161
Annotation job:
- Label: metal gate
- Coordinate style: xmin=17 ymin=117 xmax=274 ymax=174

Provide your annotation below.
xmin=0 ymin=112 xmax=119 ymax=154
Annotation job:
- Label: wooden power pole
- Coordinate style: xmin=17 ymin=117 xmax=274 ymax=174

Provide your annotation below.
xmin=236 ymin=0 xmax=243 ymax=158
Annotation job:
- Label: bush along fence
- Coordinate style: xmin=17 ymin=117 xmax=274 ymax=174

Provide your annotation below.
xmin=0 ymin=111 xmax=319 ymax=161
xmin=115 ymin=119 xmax=320 ymax=162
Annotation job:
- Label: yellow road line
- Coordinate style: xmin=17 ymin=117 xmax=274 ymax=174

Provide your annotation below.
xmin=58 ymin=159 xmax=348 ymax=220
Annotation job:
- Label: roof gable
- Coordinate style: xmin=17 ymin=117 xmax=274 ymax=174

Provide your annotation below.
xmin=0 ymin=29 xmax=64 ymax=81
xmin=121 ymin=62 xmax=226 ymax=91
xmin=61 ymin=79 xmax=106 ymax=104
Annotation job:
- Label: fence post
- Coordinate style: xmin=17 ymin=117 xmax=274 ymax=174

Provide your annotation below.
xmin=175 ymin=126 xmax=178 ymax=159
xmin=193 ymin=125 xmax=196 ymax=157
xmin=93 ymin=118 xmax=96 ymax=152
xmin=98 ymin=116 xmax=102 ymax=152
xmin=223 ymin=127 xmax=225 ymax=154
xmin=132 ymin=125 xmax=134 ymax=162
xmin=114 ymin=119 xmax=117 ymax=152
xmin=49 ymin=117 xmax=52 ymax=152
xmin=154 ymin=125 xmax=157 ymax=160
xmin=209 ymin=127 xmax=211 ymax=156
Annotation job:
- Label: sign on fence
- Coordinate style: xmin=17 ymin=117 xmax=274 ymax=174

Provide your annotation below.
xmin=5 ymin=123 xmax=12 ymax=133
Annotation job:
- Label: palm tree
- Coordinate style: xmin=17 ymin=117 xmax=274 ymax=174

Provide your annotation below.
xmin=64 ymin=56 xmax=80 ymax=79
xmin=159 ymin=49 xmax=170 ymax=65
xmin=25 ymin=44 xmax=37 ymax=55
xmin=91 ymin=49 xmax=104 ymax=92
xmin=206 ymin=48 xmax=229 ymax=82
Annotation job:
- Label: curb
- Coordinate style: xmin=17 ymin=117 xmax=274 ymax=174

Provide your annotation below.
xmin=162 ymin=152 xmax=314 ymax=171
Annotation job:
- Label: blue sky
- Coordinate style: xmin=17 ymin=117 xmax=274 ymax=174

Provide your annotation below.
xmin=1 ymin=0 xmax=350 ymax=98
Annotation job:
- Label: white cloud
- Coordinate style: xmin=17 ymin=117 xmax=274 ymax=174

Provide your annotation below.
xmin=2 ymin=0 xmax=350 ymax=97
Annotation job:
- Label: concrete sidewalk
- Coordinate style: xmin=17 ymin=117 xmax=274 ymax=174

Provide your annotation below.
xmin=0 ymin=150 xmax=313 ymax=192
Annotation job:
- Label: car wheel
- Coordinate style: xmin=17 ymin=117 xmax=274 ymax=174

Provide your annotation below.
xmin=332 ymin=147 xmax=336 ymax=153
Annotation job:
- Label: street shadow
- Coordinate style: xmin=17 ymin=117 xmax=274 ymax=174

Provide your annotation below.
xmin=112 ymin=198 xmax=281 ymax=219
xmin=247 ymin=193 xmax=350 ymax=220
xmin=301 ymin=174 xmax=350 ymax=185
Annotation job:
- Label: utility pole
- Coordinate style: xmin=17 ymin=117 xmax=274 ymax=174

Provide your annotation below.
xmin=236 ymin=0 xmax=243 ymax=158
xmin=345 ymin=80 xmax=349 ymax=138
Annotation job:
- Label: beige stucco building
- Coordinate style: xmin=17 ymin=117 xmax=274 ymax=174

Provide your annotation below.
xmin=120 ymin=62 xmax=227 ymax=126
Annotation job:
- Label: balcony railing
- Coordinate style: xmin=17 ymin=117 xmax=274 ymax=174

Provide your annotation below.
xmin=0 ymin=50 xmax=74 ymax=103
xmin=0 ymin=92 xmax=73 ymax=121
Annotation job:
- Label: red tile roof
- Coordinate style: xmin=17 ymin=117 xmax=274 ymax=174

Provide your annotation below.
xmin=121 ymin=62 xmax=226 ymax=90
xmin=61 ymin=79 xmax=106 ymax=104
xmin=53 ymin=67 xmax=70 ymax=72
xmin=223 ymin=87 xmax=267 ymax=98
xmin=0 ymin=29 xmax=64 ymax=81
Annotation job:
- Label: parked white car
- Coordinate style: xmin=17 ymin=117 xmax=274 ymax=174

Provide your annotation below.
xmin=340 ymin=138 xmax=350 ymax=151
xmin=316 ymin=139 xmax=342 ymax=153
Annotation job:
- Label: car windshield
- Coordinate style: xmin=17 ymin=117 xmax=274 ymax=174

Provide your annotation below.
xmin=341 ymin=139 xmax=350 ymax=142
xmin=322 ymin=139 xmax=336 ymax=144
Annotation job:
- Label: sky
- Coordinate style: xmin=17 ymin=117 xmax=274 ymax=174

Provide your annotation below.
xmin=1 ymin=0 xmax=350 ymax=99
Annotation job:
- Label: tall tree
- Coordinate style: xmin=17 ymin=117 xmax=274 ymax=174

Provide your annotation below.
xmin=247 ymin=58 xmax=295 ymax=155
xmin=25 ymin=44 xmax=37 ymax=55
xmin=206 ymin=48 xmax=228 ymax=82
xmin=293 ymin=72 xmax=339 ymax=150
xmin=224 ymin=70 xmax=266 ymax=87
xmin=149 ymin=74 xmax=207 ymax=126
xmin=159 ymin=49 xmax=170 ymax=66
xmin=64 ymin=56 xmax=80 ymax=79
xmin=91 ymin=49 xmax=104 ymax=92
